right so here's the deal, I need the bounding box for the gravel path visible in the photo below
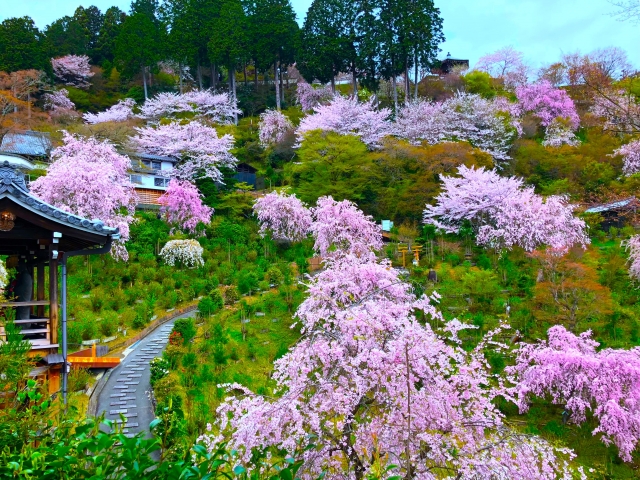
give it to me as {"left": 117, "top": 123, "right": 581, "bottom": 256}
{"left": 96, "top": 310, "right": 196, "bottom": 436}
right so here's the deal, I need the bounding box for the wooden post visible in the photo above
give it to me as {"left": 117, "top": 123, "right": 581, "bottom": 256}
{"left": 49, "top": 256, "right": 58, "bottom": 345}
{"left": 37, "top": 263, "right": 45, "bottom": 318}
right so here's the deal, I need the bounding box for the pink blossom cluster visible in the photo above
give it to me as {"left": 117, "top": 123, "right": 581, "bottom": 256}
{"left": 613, "top": 139, "right": 640, "bottom": 176}
{"left": 158, "top": 180, "right": 213, "bottom": 236}
{"left": 202, "top": 200, "right": 583, "bottom": 477}
{"left": 310, "top": 196, "right": 383, "bottom": 259}
{"left": 477, "top": 189, "right": 589, "bottom": 252}
{"left": 258, "top": 110, "right": 293, "bottom": 146}
{"left": 474, "top": 46, "right": 529, "bottom": 89}
{"left": 509, "top": 325, "right": 640, "bottom": 462}
{"left": 395, "top": 93, "right": 518, "bottom": 161}
{"left": 297, "top": 95, "right": 392, "bottom": 148}
{"left": 592, "top": 90, "right": 640, "bottom": 134}
{"left": 42, "top": 89, "right": 75, "bottom": 113}
{"left": 30, "top": 132, "right": 137, "bottom": 260}
{"left": 137, "top": 90, "right": 240, "bottom": 124}
{"left": 295, "top": 82, "right": 334, "bottom": 112}
{"left": 253, "top": 192, "right": 382, "bottom": 258}
{"left": 51, "top": 55, "right": 94, "bottom": 88}
{"left": 253, "top": 191, "right": 312, "bottom": 242}
{"left": 130, "top": 121, "right": 237, "bottom": 182}
{"left": 159, "top": 239, "right": 204, "bottom": 268}
{"left": 424, "top": 165, "right": 589, "bottom": 252}
{"left": 83, "top": 98, "right": 136, "bottom": 124}
{"left": 515, "top": 80, "right": 580, "bottom": 129}
{"left": 623, "top": 235, "right": 640, "bottom": 281}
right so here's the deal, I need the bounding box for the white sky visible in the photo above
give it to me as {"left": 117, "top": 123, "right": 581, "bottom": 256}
{"left": 1, "top": 0, "right": 637, "bottom": 70}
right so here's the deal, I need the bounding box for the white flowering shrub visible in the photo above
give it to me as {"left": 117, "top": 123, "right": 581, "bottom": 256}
{"left": 160, "top": 239, "right": 204, "bottom": 268}
{"left": 0, "top": 260, "right": 7, "bottom": 297}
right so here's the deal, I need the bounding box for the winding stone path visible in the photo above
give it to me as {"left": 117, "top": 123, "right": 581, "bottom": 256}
{"left": 96, "top": 310, "right": 196, "bottom": 436}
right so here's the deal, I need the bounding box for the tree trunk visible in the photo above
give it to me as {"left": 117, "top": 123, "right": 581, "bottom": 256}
{"left": 414, "top": 52, "right": 419, "bottom": 100}
{"left": 275, "top": 62, "right": 281, "bottom": 111}
{"left": 405, "top": 64, "right": 410, "bottom": 103}
{"left": 232, "top": 67, "right": 238, "bottom": 125}
{"left": 211, "top": 63, "right": 217, "bottom": 91}
{"left": 27, "top": 92, "right": 31, "bottom": 119}
{"left": 331, "top": 75, "right": 336, "bottom": 93}
{"left": 391, "top": 73, "right": 398, "bottom": 112}
{"left": 279, "top": 64, "right": 284, "bottom": 104}
{"left": 197, "top": 63, "right": 203, "bottom": 89}
{"left": 179, "top": 62, "right": 184, "bottom": 94}
{"left": 352, "top": 66, "right": 357, "bottom": 98}
{"left": 243, "top": 63, "right": 247, "bottom": 87}
{"left": 254, "top": 65, "right": 258, "bottom": 90}
{"left": 142, "top": 65, "right": 148, "bottom": 100}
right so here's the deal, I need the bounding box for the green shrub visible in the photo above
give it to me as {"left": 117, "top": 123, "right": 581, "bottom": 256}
{"left": 266, "top": 266, "right": 284, "bottom": 286}
{"left": 173, "top": 318, "right": 196, "bottom": 345}
{"left": 222, "top": 286, "right": 240, "bottom": 305}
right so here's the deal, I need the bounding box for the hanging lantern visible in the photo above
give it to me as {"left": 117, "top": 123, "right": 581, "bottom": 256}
{"left": 0, "top": 211, "right": 16, "bottom": 232}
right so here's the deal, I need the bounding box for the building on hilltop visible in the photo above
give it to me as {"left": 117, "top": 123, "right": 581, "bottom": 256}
{"left": 433, "top": 53, "right": 470, "bottom": 75}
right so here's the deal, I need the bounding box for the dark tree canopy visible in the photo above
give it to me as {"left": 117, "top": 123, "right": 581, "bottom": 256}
{"left": 0, "top": 17, "right": 47, "bottom": 72}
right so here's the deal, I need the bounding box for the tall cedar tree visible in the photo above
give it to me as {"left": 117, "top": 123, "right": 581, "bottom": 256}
{"left": 248, "top": 0, "right": 299, "bottom": 109}
{"left": 208, "top": 0, "right": 248, "bottom": 120}
{"left": 298, "top": 0, "right": 357, "bottom": 90}
{"left": 0, "top": 17, "right": 48, "bottom": 72}
{"left": 115, "top": 1, "right": 165, "bottom": 99}
{"left": 94, "top": 7, "right": 127, "bottom": 65}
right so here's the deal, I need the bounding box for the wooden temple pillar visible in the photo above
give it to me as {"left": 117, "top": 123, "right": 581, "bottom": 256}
{"left": 36, "top": 263, "right": 45, "bottom": 318}
{"left": 49, "top": 254, "right": 58, "bottom": 345}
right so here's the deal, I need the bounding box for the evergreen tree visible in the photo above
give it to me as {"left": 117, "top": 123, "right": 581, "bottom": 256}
{"left": 298, "top": 0, "right": 357, "bottom": 90}
{"left": 45, "top": 15, "right": 89, "bottom": 57}
{"left": 0, "top": 17, "right": 47, "bottom": 72}
{"left": 73, "top": 5, "right": 105, "bottom": 62}
{"left": 94, "top": 7, "right": 127, "bottom": 65}
{"left": 250, "top": 0, "right": 299, "bottom": 109}
{"left": 208, "top": 0, "right": 248, "bottom": 121}
{"left": 115, "top": 12, "right": 163, "bottom": 99}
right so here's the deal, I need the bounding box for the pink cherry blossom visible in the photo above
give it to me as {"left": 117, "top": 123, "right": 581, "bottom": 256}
{"left": 297, "top": 95, "right": 392, "bottom": 148}
{"left": 425, "top": 165, "right": 588, "bottom": 252}
{"left": 130, "top": 121, "right": 237, "bottom": 182}
{"left": 30, "top": 132, "right": 137, "bottom": 260}
{"left": 476, "top": 189, "right": 589, "bottom": 252}
{"left": 509, "top": 325, "right": 640, "bottom": 462}
{"left": 515, "top": 80, "right": 580, "bottom": 129}
{"left": 395, "top": 93, "right": 518, "bottom": 161}
{"left": 623, "top": 234, "right": 640, "bottom": 281}
{"left": 613, "top": 139, "right": 640, "bottom": 176}
{"left": 296, "top": 82, "right": 334, "bottom": 112}
{"left": 83, "top": 98, "right": 136, "bottom": 124}
{"left": 158, "top": 179, "right": 213, "bottom": 236}
{"left": 592, "top": 90, "right": 640, "bottom": 134}
{"left": 201, "top": 228, "right": 583, "bottom": 478}
{"left": 475, "top": 46, "right": 529, "bottom": 89}
{"left": 51, "top": 55, "right": 94, "bottom": 88}
{"left": 258, "top": 110, "right": 294, "bottom": 146}
{"left": 424, "top": 165, "right": 524, "bottom": 233}
{"left": 311, "top": 196, "right": 383, "bottom": 259}
{"left": 137, "top": 90, "right": 240, "bottom": 124}
{"left": 42, "top": 89, "right": 76, "bottom": 116}
{"left": 253, "top": 191, "right": 312, "bottom": 242}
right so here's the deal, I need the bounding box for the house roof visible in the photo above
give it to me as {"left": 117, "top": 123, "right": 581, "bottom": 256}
{"left": 0, "top": 131, "right": 51, "bottom": 157}
{"left": 0, "top": 153, "right": 35, "bottom": 170}
{"left": 0, "top": 161, "right": 119, "bottom": 258}
{"left": 127, "top": 152, "right": 178, "bottom": 163}
{"left": 584, "top": 197, "right": 637, "bottom": 214}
